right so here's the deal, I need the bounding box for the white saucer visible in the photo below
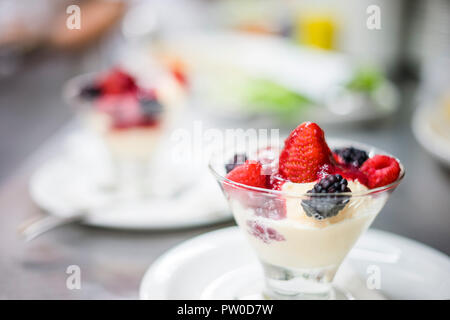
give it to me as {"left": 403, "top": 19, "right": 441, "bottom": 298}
{"left": 29, "top": 131, "right": 231, "bottom": 230}
{"left": 412, "top": 103, "right": 450, "bottom": 168}
{"left": 139, "top": 227, "right": 450, "bottom": 299}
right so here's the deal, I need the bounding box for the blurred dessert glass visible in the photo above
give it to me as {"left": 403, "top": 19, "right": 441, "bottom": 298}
{"left": 64, "top": 67, "right": 184, "bottom": 196}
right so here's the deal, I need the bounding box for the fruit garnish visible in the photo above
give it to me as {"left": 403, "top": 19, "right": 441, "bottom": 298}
{"left": 334, "top": 147, "right": 369, "bottom": 167}
{"left": 99, "top": 68, "right": 137, "bottom": 95}
{"left": 278, "top": 122, "right": 334, "bottom": 183}
{"left": 138, "top": 90, "right": 163, "bottom": 117}
{"left": 225, "top": 160, "right": 267, "bottom": 188}
{"left": 360, "top": 155, "right": 401, "bottom": 188}
{"left": 336, "top": 166, "right": 369, "bottom": 187}
{"left": 80, "top": 85, "right": 102, "bottom": 100}
{"left": 301, "top": 174, "right": 351, "bottom": 220}
{"left": 246, "top": 220, "right": 285, "bottom": 244}
{"left": 225, "top": 153, "right": 248, "bottom": 173}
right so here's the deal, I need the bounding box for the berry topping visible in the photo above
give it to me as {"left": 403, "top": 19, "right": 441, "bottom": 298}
{"left": 246, "top": 221, "right": 285, "bottom": 244}
{"left": 138, "top": 91, "right": 163, "bottom": 117}
{"left": 82, "top": 69, "right": 165, "bottom": 130}
{"left": 360, "top": 155, "right": 401, "bottom": 188}
{"left": 279, "top": 122, "right": 334, "bottom": 183}
{"left": 225, "top": 153, "right": 248, "bottom": 173}
{"left": 225, "top": 160, "right": 267, "bottom": 188}
{"left": 80, "top": 85, "right": 102, "bottom": 99}
{"left": 99, "top": 68, "right": 137, "bottom": 95}
{"left": 334, "top": 147, "right": 369, "bottom": 167}
{"left": 301, "top": 174, "right": 351, "bottom": 220}
{"left": 336, "top": 166, "right": 369, "bottom": 187}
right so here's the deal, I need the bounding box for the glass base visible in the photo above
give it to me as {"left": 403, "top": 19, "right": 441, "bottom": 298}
{"left": 263, "top": 286, "right": 354, "bottom": 300}
{"left": 201, "top": 263, "right": 354, "bottom": 300}
{"left": 262, "top": 261, "right": 347, "bottom": 300}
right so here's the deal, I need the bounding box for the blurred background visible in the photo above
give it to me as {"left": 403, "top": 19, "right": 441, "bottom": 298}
{"left": 0, "top": 0, "right": 449, "bottom": 258}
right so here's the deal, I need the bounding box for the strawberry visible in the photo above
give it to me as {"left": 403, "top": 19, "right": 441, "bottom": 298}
{"left": 99, "top": 68, "right": 137, "bottom": 95}
{"left": 278, "top": 122, "right": 334, "bottom": 183}
{"left": 360, "top": 155, "right": 401, "bottom": 188}
{"left": 224, "top": 160, "right": 272, "bottom": 209}
{"left": 225, "top": 160, "right": 267, "bottom": 188}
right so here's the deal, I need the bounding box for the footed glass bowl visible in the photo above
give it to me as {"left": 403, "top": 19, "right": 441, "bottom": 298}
{"left": 209, "top": 139, "right": 404, "bottom": 300}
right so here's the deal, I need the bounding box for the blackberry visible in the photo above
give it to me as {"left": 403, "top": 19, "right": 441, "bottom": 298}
{"left": 334, "top": 147, "right": 368, "bottom": 167}
{"left": 301, "top": 174, "right": 351, "bottom": 220}
{"left": 80, "top": 85, "right": 102, "bottom": 99}
{"left": 139, "top": 97, "right": 163, "bottom": 117}
{"left": 225, "top": 153, "right": 248, "bottom": 173}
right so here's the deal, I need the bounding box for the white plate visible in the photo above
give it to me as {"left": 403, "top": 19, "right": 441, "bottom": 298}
{"left": 140, "top": 227, "right": 450, "bottom": 299}
{"left": 29, "top": 131, "right": 231, "bottom": 230}
{"left": 412, "top": 104, "right": 450, "bottom": 168}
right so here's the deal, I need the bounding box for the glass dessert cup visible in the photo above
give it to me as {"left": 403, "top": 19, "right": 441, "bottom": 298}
{"left": 209, "top": 140, "right": 404, "bottom": 300}
{"left": 64, "top": 71, "right": 183, "bottom": 198}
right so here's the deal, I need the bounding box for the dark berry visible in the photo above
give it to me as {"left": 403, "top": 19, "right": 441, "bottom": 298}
{"left": 225, "top": 153, "right": 248, "bottom": 173}
{"left": 80, "top": 85, "right": 102, "bottom": 99}
{"left": 301, "top": 174, "right": 351, "bottom": 220}
{"left": 334, "top": 147, "right": 368, "bottom": 167}
{"left": 139, "top": 96, "right": 163, "bottom": 117}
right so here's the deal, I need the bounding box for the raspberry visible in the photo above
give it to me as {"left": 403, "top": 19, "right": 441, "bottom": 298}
{"left": 301, "top": 174, "right": 351, "bottom": 220}
{"left": 278, "top": 122, "right": 334, "bottom": 183}
{"left": 360, "top": 155, "right": 401, "bottom": 188}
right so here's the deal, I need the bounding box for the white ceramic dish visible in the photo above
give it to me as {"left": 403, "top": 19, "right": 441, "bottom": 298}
{"left": 29, "top": 131, "right": 231, "bottom": 230}
{"left": 140, "top": 227, "right": 450, "bottom": 299}
{"left": 412, "top": 104, "right": 450, "bottom": 168}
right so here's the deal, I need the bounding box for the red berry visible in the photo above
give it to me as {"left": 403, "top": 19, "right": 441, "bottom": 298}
{"left": 337, "top": 166, "right": 369, "bottom": 187}
{"left": 99, "top": 68, "right": 137, "bottom": 95}
{"left": 278, "top": 122, "right": 334, "bottom": 183}
{"left": 224, "top": 160, "right": 270, "bottom": 208}
{"left": 360, "top": 155, "right": 401, "bottom": 188}
{"left": 225, "top": 160, "right": 267, "bottom": 188}
{"left": 246, "top": 221, "right": 285, "bottom": 243}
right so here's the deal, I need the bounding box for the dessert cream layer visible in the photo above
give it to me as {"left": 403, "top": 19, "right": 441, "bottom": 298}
{"left": 83, "top": 110, "right": 163, "bottom": 160}
{"left": 231, "top": 180, "right": 387, "bottom": 271}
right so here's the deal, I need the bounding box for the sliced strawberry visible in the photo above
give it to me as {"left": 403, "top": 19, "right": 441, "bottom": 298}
{"left": 360, "top": 155, "right": 401, "bottom": 188}
{"left": 225, "top": 160, "right": 267, "bottom": 188}
{"left": 278, "top": 122, "right": 334, "bottom": 183}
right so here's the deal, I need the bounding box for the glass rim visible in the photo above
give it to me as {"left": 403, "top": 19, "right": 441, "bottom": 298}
{"left": 208, "top": 140, "right": 405, "bottom": 198}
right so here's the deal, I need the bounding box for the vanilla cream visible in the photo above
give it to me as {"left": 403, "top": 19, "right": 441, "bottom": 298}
{"left": 230, "top": 180, "right": 387, "bottom": 272}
